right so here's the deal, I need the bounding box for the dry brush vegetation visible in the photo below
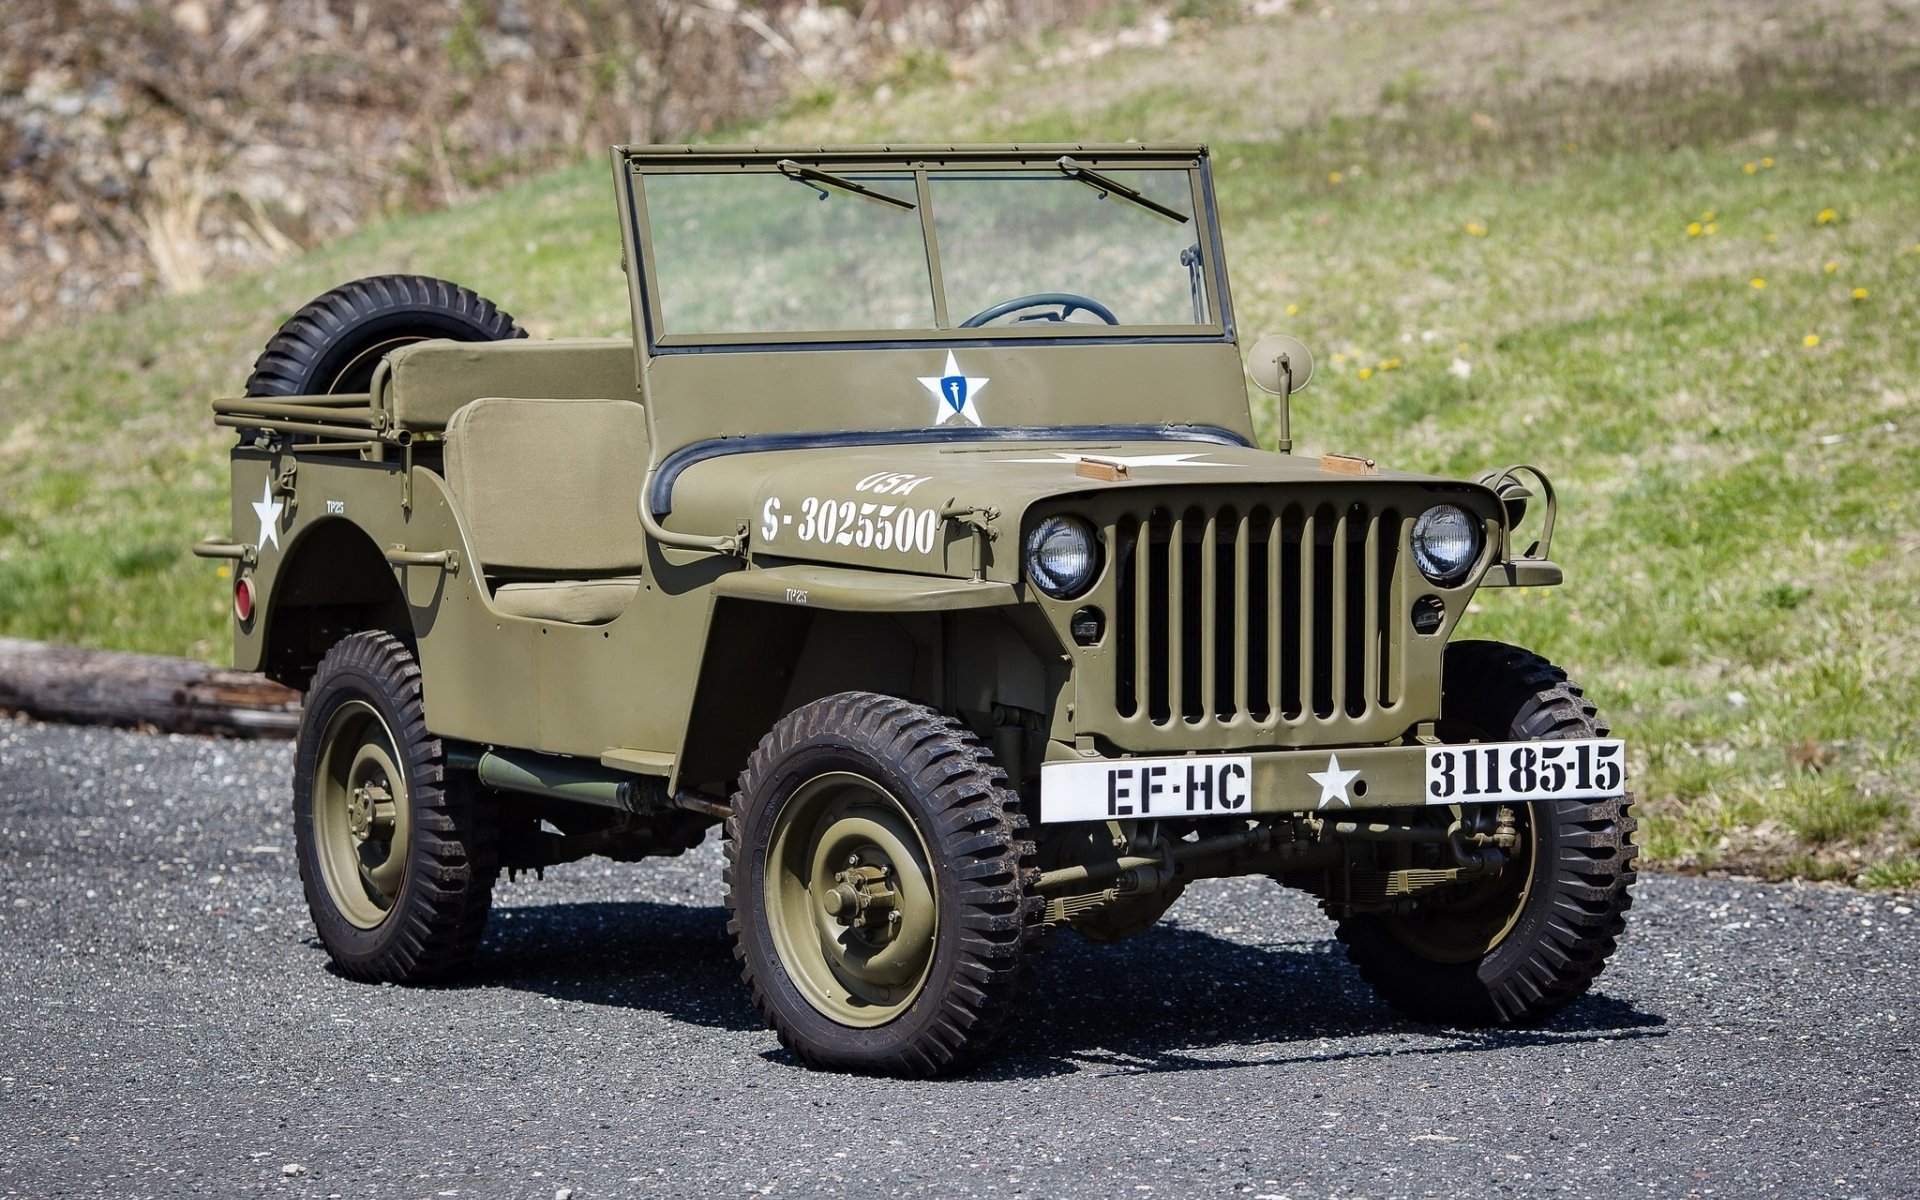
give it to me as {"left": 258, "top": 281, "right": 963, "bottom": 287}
{"left": 0, "top": 0, "right": 1109, "bottom": 339}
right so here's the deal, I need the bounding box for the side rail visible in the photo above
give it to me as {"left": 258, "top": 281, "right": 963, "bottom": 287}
{"left": 210, "top": 362, "right": 418, "bottom": 460}
{"left": 212, "top": 365, "right": 440, "bottom": 509}
{"left": 211, "top": 391, "right": 383, "bottom": 448}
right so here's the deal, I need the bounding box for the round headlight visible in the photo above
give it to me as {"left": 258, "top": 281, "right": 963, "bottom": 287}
{"left": 1411, "top": 504, "right": 1482, "bottom": 585}
{"left": 1026, "top": 515, "right": 1099, "bottom": 599}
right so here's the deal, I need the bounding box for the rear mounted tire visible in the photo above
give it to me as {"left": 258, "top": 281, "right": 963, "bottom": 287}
{"left": 245, "top": 274, "right": 523, "bottom": 398}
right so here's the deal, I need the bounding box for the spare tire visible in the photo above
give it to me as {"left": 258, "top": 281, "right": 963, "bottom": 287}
{"left": 245, "top": 274, "right": 524, "bottom": 397}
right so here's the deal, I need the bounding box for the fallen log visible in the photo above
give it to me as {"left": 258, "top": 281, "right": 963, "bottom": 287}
{"left": 0, "top": 637, "right": 300, "bottom": 738}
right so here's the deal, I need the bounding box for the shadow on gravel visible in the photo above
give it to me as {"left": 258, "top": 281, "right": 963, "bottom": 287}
{"left": 430, "top": 898, "right": 1664, "bottom": 1079}
{"left": 968, "top": 924, "right": 1668, "bottom": 1080}
{"left": 453, "top": 900, "right": 760, "bottom": 1032}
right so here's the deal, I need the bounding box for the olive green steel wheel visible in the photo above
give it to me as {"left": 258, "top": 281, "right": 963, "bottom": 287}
{"left": 725, "top": 692, "right": 1042, "bottom": 1077}
{"left": 1336, "top": 641, "right": 1637, "bottom": 1025}
{"left": 293, "top": 631, "right": 497, "bottom": 983}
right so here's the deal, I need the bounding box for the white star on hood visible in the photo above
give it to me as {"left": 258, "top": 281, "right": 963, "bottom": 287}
{"left": 252, "top": 478, "right": 285, "bottom": 552}
{"left": 1309, "top": 753, "right": 1362, "bottom": 810}
{"left": 918, "top": 351, "right": 988, "bottom": 427}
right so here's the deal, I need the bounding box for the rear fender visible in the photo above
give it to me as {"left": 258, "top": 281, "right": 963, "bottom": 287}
{"left": 252, "top": 517, "right": 407, "bottom": 690}
{"left": 232, "top": 450, "right": 475, "bottom": 691}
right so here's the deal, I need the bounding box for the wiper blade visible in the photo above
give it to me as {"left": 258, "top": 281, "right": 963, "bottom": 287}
{"left": 776, "top": 160, "right": 916, "bottom": 211}
{"left": 1056, "top": 156, "right": 1189, "bottom": 224}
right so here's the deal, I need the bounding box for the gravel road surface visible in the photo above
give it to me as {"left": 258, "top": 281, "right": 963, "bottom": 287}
{"left": 1, "top": 717, "right": 1914, "bottom": 1199}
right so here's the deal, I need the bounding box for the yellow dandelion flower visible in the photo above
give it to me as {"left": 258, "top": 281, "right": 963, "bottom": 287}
{"left": 1379, "top": 358, "right": 1402, "bottom": 371}
{"left": 1701, "top": 209, "right": 1717, "bottom": 221}
{"left": 1455, "top": 341, "right": 1470, "bottom": 352}
{"left": 1328, "top": 171, "right": 1343, "bottom": 185}
{"left": 1803, "top": 333, "right": 1820, "bottom": 347}
{"left": 1750, "top": 277, "right": 1767, "bottom": 289}
{"left": 1465, "top": 222, "right": 1488, "bottom": 237}
{"left": 1824, "top": 261, "right": 1838, "bottom": 273}
{"left": 1704, "top": 223, "right": 1718, "bottom": 235}
{"left": 1686, "top": 222, "right": 1702, "bottom": 237}
{"left": 1761, "top": 156, "right": 1775, "bottom": 168}
{"left": 1357, "top": 367, "right": 1373, "bottom": 380}
{"left": 216, "top": 565, "right": 231, "bottom": 579}
{"left": 1852, "top": 287, "right": 1868, "bottom": 300}
{"left": 1743, "top": 162, "right": 1758, "bottom": 174}
{"left": 1816, "top": 208, "right": 1837, "bottom": 225}
{"left": 1762, "top": 232, "right": 1777, "bottom": 244}
{"left": 1285, "top": 303, "right": 1300, "bottom": 316}
{"left": 1331, "top": 352, "right": 1348, "bottom": 365}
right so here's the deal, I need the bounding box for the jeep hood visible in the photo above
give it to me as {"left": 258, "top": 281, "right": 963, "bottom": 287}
{"left": 660, "top": 434, "right": 1493, "bottom": 581}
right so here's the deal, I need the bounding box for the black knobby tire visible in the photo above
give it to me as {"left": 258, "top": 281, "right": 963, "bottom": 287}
{"left": 245, "top": 274, "right": 524, "bottom": 398}
{"left": 292, "top": 631, "right": 497, "bottom": 982}
{"left": 1336, "top": 640, "right": 1637, "bottom": 1025}
{"left": 724, "top": 692, "right": 1042, "bottom": 1077}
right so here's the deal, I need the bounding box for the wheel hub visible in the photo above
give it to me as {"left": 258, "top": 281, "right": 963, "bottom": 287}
{"left": 822, "top": 861, "right": 899, "bottom": 931}
{"left": 345, "top": 780, "right": 394, "bottom": 841}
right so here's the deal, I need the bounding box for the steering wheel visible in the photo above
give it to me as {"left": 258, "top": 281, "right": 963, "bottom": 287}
{"left": 959, "top": 292, "right": 1120, "bottom": 328}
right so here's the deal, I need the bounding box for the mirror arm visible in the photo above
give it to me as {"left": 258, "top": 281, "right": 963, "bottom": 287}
{"left": 1277, "top": 355, "right": 1294, "bottom": 454}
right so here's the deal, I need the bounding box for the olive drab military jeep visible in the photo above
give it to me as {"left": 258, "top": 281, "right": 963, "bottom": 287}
{"left": 196, "top": 144, "right": 1636, "bottom": 1077}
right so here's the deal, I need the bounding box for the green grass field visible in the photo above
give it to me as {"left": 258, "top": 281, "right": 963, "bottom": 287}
{"left": 2, "top": 0, "right": 1915, "bottom": 887}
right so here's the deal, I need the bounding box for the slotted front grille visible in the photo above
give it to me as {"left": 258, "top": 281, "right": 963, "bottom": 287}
{"left": 1108, "top": 502, "right": 1406, "bottom": 731}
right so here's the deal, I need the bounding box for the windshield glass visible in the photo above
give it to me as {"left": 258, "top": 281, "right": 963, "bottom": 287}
{"left": 637, "top": 162, "right": 1214, "bottom": 340}
{"left": 930, "top": 170, "right": 1203, "bottom": 328}
{"left": 646, "top": 171, "right": 933, "bottom": 335}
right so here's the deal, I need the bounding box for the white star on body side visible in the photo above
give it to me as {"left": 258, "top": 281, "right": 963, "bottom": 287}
{"left": 918, "top": 351, "right": 988, "bottom": 427}
{"left": 995, "top": 451, "right": 1228, "bottom": 468}
{"left": 1308, "top": 753, "right": 1361, "bottom": 809}
{"left": 252, "top": 478, "right": 285, "bottom": 552}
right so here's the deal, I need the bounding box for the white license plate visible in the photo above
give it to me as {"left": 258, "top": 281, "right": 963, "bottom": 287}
{"left": 1425, "top": 739, "right": 1626, "bottom": 803}
{"left": 1040, "top": 755, "right": 1253, "bottom": 824}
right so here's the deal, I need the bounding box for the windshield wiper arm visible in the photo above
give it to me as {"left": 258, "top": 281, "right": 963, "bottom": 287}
{"left": 776, "top": 160, "right": 916, "bottom": 211}
{"left": 1056, "top": 156, "right": 1189, "bottom": 224}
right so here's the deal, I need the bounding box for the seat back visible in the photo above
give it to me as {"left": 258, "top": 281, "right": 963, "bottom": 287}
{"left": 443, "top": 397, "right": 648, "bottom": 577}
{"left": 383, "top": 338, "right": 637, "bottom": 432}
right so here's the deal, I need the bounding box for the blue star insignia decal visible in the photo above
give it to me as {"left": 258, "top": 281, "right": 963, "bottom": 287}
{"left": 918, "top": 352, "right": 987, "bottom": 427}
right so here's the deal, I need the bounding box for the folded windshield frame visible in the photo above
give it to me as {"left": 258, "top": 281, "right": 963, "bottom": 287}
{"left": 614, "top": 144, "right": 1235, "bottom": 355}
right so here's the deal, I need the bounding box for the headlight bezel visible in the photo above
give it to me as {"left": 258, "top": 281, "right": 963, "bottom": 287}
{"left": 1411, "top": 503, "right": 1484, "bottom": 586}
{"left": 1025, "top": 514, "right": 1101, "bottom": 600}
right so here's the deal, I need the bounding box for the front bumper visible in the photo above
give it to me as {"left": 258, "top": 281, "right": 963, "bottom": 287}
{"left": 1038, "top": 738, "right": 1627, "bottom": 823}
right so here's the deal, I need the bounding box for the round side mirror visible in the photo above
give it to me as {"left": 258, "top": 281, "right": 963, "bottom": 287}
{"left": 1245, "top": 333, "right": 1315, "bottom": 395}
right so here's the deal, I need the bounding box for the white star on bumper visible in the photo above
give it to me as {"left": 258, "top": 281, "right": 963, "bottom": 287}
{"left": 1308, "top": 753, "right": 1361, "bottom": 809}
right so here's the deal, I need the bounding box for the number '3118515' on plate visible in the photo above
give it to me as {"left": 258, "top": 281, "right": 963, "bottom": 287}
{"left": 1425, "top": 739, "right": 1625, "bottom": 802}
